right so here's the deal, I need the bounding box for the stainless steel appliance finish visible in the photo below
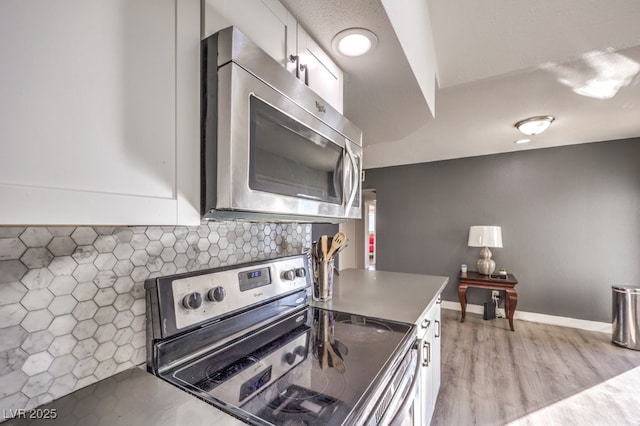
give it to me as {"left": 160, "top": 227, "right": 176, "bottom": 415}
{"left": 201, "top": 27, "right": 363, "bottom": 223}
{"left": 169, "top": 255, "right": 308, "bottom": 331}
{"left": 612, "top": 284, "right": 640, "bottom": 350}
{"left": 365, "top": 346, "right": 420, "bottom": 426}
{"left": 146, "top": 255, "right": 416, "bottom": 425}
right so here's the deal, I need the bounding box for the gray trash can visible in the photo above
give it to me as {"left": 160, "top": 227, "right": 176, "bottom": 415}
{"left": 612, "top": 284, "right": 640, "bottom": 350}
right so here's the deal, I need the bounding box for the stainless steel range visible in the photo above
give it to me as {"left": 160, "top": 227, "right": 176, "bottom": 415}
{"left": 146, "top": 254, "right": 417, "bottom": 425}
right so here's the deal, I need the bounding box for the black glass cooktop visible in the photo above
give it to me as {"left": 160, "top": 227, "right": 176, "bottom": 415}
{"left": 168, "top": 306, "right": 413, "bottom": 425}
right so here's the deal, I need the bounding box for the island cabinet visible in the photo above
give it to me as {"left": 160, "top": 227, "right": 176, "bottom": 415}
{"left": 203, "top": 0, "right": 344, "bottom": 113}
{"left": 417, "top": 296, "right": 442, "bottom": 424}
{"left": 0, "top": 0, "right": 201, "bottom": 225}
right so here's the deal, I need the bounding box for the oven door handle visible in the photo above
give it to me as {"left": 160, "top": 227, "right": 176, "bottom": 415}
{"left": 380, "top": 348, "right": 421, "bottom": 426}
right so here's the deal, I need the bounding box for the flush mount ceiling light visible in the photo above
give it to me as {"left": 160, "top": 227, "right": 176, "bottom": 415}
{"left": 514, "top": 116, "right": 555, "bottom": 136}
{"left": 332, "top": 28, "right": 378, "bottom": 57}
{"left": 514, "top": 138, "right": 531, "bottom": 144}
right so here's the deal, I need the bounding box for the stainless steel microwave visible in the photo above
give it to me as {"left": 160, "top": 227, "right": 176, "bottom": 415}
{"left": 201, "top": 27, "right": 362, "bottom": 223}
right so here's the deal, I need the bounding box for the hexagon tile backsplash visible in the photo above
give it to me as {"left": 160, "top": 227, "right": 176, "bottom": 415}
{"left": 0, "top": 222, "right": 311, "bottom": 412}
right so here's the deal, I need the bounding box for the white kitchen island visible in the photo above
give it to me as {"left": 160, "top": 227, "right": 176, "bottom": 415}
{"left": 311, "top": 268, "right": 450, "bottom": 425}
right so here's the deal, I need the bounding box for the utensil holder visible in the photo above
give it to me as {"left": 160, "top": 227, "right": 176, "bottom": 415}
{"left": 313, "top": 258, "right": 334, "bottom": 302}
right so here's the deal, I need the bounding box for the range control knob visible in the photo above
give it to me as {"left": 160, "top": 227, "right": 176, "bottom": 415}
{"left": 284, "top": 346, "right": 307, "bottom": 365}
{"left": 295, "top": 268, "right": 307, "bottom": 278}
{"left": 284, "top": 352, "right": 297, "bottom": 365}
{"left": 207, "top": 286, "right": 226, "bottom": 302}
{"left": 182, "top": 292, "right": 203, "bottom": 310}
{"left": 294, "top": 345, "right": 307, "bottom": 358}
{"left": 282, "top": 270, "right": 296, "bottom": 281}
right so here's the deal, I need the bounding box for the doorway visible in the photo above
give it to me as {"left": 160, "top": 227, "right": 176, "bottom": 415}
{"left": 363, "top": 189, "right": 376, "bottom": 270}
{"left": 332, "top": 189, "right": 376, "bottom": 271}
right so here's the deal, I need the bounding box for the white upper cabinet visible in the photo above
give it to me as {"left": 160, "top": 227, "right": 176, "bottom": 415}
{"left": 203, "top": 0, "right": 291, "bottom": 67}
{"left": 295, "top": 25, "right": 344, "bottom": 113}
{"left": 203, "top": 0, "right": 344, "bottom": 112}
{"left": 0, "top": 0, "right": 343, "bottom": 225}
{"left": 0, "top": 0, "right": 201, "bottom": 225}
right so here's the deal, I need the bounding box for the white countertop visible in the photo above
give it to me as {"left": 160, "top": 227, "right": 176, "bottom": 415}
{"left": 311, "top": 269, "right": 449, "bottom": 325}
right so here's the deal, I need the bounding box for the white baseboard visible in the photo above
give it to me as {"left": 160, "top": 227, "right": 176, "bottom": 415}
{"left": 441, "top": 301, "right": 612, "bottom": 334}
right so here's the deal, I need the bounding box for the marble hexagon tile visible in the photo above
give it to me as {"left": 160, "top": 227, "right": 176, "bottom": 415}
{"left": 0, "top": 222, "right": 311, "bottom": 412}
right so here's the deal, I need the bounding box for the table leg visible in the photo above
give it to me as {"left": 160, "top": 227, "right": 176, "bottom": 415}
{"left": 506, "top": 288, "right": 518, "bottom": 331}
{"left": 458, "top": 284, "right": 468, "bottom": 323}
{"left": 504, "top": 291, "right": 510, "bottom": 316}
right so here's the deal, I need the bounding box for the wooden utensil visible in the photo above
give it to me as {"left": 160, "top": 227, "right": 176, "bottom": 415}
{"left": 326, "top": 232, "right": 346, "bottom": 260}
{"left": 320, "top": 235, "right": 328, "bottom": 261}
{"left": 321, "top": 312, "right": 329, "bottom": 369}
{"left": 327, "top": 341, "right": 346, "bottom": 373}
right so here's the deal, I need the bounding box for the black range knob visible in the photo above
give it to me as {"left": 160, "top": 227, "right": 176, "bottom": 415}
{"left": 182, "top": 292, "right": 203, "bottom": 310}
{"left": 295, "top": 268, "right": 306, "bottom": 278}
{"left": 294, "top": 345, "right": 307, "bottom": 358}
{"left": 284, "top": 346, "right": 307, "bottom": 365}
{"left": 284, "top": 352, "right": 297, "bottom": 365}
{"left": 208, "top": 286, "right": 226, "bottom": 302}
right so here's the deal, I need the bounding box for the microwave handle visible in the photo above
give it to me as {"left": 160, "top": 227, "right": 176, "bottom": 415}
{"left": 333, "top": 154, "right": 344, "bottom": 202}
{"left": 344, "top": 142, "right": 359, "bottom": 212}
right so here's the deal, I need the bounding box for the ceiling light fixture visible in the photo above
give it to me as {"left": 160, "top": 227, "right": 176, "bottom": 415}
{"left": 514, "top": 116, "right": 555, "bottom": 136}
{"left": 332, "top": 28, "right": 378, "bottom": 57}
{"left": 514, "top": 138, "right": 531, "bottom": 144}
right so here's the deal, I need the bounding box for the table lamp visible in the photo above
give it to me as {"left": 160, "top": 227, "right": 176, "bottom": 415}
{"left": 468, "top": 226, "right": 503, "bottom": 275}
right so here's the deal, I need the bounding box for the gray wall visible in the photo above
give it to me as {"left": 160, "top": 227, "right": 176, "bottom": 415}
{"left": 364, "top": 138, "right": 640, "bottom": 323}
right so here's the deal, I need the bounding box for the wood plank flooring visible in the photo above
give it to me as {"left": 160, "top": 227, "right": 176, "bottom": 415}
{"left": 431, "top": 309, "right": 640, "bottom": 426}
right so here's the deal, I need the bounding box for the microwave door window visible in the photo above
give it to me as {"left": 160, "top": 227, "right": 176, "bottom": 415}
{"left": 249, "top": 96, "right": 343, "bottom": 204}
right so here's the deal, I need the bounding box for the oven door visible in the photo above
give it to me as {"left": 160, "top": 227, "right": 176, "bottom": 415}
{"left": 385, "top": 347, "right": 421, "bottom": 426}
{"left": 207, "top": 62, "right": 362, "bottom": 221}
{"left": 366, "top": 346, "right": 420, "bottom": 426}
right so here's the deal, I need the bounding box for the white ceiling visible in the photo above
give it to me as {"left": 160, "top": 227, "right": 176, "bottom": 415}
{"left": 279, "top": 0, "right": 640, "bottom": 169}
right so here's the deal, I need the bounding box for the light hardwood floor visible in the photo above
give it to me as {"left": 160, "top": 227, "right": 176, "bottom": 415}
{"left": 432, "top": 309, "right": 640, "bottom": 426}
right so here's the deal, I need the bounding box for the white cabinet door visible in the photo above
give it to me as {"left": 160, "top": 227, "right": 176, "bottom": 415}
{"left": 261, "top": 0, "right": 297, "bottom": 67}
{"left": 417, "top": 295, "right": 441, "bottom": 425}
{"left": 203, "top": 0, "right": 291, "bottom": 67}
{"left": 296, "top": 26, "right": 344, "bottom": 113}
{"left": 431, "top": 300, "right": 442, "bottom": 412}
{"left": 419, "top": 319, "right": 435, "bottom": 425}
{"left": 0, "top": 0, "right": 200, "bottom": 225}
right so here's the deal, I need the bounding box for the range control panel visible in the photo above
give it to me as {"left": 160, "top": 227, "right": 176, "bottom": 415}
{"left": 171, "top": 255, "right": 310, "bottom": 330}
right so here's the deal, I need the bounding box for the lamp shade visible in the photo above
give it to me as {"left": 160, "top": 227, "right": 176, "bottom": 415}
{"left": 468, "top": 226, "right": 503, "bottom": 248}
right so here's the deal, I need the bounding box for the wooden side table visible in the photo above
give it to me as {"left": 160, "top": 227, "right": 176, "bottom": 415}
{"left": 458, "top": 271, "right": 519, "bottom": 331}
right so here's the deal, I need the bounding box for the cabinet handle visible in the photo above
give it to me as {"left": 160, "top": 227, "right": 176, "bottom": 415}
{"left": 300, "top": 63, "right": 309, "bottom": 85}
{"left": 289, "top": 55, "right": 300, "bottom": 79}
{"left": 435, "top": 320, "right": 440, "bottom": 338}
{"left": 421, "top": 319, "right": 431, "bottom": 330}
{"left": 422, "top": 341, "right": 430, "bottom": 367}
